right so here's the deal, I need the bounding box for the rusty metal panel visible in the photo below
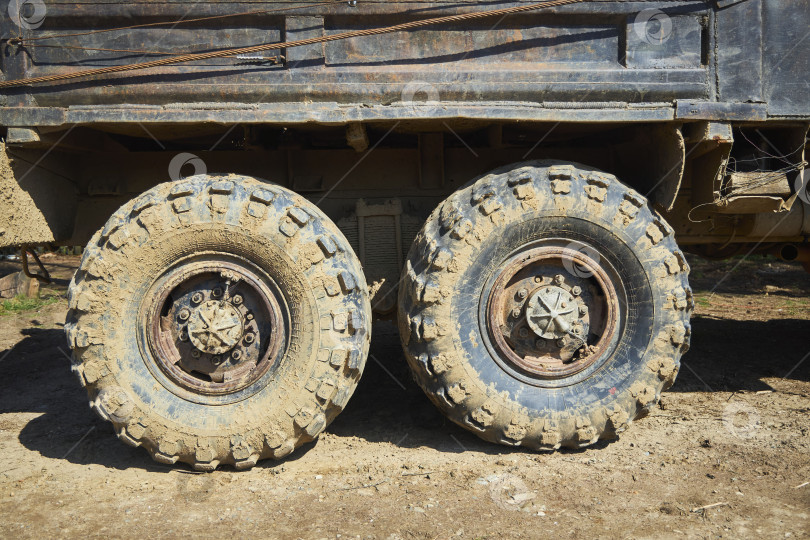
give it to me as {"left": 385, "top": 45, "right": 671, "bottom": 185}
{"left": 0, "top": 1, "right": 806, "bottom": 124}
{"left": 715, "top": 0, "right": 763, "bottom": 103}
{"left": 0, "top": 2, "right": 710, "bottom": 116}
{"left": 25, "top": 25, "right": 283, "bottom": 69}
{"left": 285, "top": 16, "right": 325, "bottom": 66}
{"left": 0, "top": 101, "right": 678, "bottom": 127}
{"left": 675, "top": 100, "right": 767, "bottom": 121}
{"left": 762, "top": 0, "right": 810, "bottom": 116}
{"left": 324, "top": 20, "right": 619, "bottom": 66}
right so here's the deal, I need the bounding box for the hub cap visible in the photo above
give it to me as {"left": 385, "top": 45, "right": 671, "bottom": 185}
{"left": 142, "top": 258, "right": 287, "bottom": 395}
{"left": 484, "top": 244, "right": 620, "bottom": 380}
{"left": 187, "top": 300, "right": 245, "bottom": 355}
{"left": 525, "top": 285, "right": 585, "bottom": 340}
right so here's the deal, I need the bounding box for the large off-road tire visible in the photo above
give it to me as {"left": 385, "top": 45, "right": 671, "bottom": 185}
{"left": 399, "top": 161, "right": 693, "bottom": 449}
{"left": 65, "top": 174, "right": 371, "bottom": 470}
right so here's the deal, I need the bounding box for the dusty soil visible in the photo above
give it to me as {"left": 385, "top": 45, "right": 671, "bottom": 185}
{"left": 0, "top": 254, "right": 808, "bottom": 539}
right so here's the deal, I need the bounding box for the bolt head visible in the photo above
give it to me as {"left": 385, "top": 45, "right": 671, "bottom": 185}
{"left": 191, "top": 292, "right": 203, "bottom": 304}
{"left": 244, "top": 333, "right": 255, "bottom": 344}
{"left": 212, "top": 356, "right": 222, "bottom": 365}
{"left": 534, "top": 276, "right": 543, "bottom": 283}
{"left": 212, "top": 287, "right": 223, "bottom": 298}
{"left": 246, "top": 313, "right": 254, "bottom": 321}
{"left": 517, "top": 288, "right": 528, "bottom": 299}
{"left": 535, "top": 338, "right": 546, "bottom": 348}
{"left": 232, "top": 350, "right": 242, "bottom": 361}
{"left": 191, "top": 350, "right": 201, "bottom": 358}
{"left": 511, "top": 308, "right": 522, "bottom": 318}
{"left": 518, "top": 327, "right": 529, "bottom": 338}
{"left": 553, "top": 274, "right": 564, "bottom": 285}
{"left": 571, "top": 286, "right": 582, "bottom": 296}
{"left": 179, "top": 331, "right": 189, "bottom": 342}
{"left": 579, "top": 305, "right": 588, "bottom": 316}
{"left": 178, "top": 308, "right": 190, "bottom": 321}
{"left": 233, "top": 295, "right": 243, "bottom": 305}
{"left": 556, "top": 338, "right": 567, "bottom": 348}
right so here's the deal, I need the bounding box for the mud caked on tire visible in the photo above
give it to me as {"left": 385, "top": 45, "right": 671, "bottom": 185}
{"left": 66, "top": 175, "right": 371, "bottom": 470}
{"left": 399, "top": 161, "right": 693, "bottom": 449}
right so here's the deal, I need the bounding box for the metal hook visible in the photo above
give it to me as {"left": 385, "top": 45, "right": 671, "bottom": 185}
{"left": 20, "top": 246, "right": 51, "bottom": 284}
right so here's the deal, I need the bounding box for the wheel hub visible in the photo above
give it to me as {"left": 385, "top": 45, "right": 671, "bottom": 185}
{"left": 525, "top": 285, "right": 585, "bottom": 340}
{"left": 187, "top": 300, "right": 245, "bottom": 355}
{"left": 142, "top": 258, "right": 287, "bottom": 395}
{"left": 484, "top": 244, "right": 619, "bottom": 380}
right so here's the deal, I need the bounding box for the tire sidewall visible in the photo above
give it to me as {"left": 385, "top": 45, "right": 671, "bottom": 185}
{"left": 455, "top": 213, "right": 656, "bottom": 414}
{"left": 112, "top": 225, "right": 319, "bottom": 431}
{"left": 399, "top": 160, "right": 692, "bottom": 447}
{"left": 68, "top": 174, "right": 371, "bottom": 466}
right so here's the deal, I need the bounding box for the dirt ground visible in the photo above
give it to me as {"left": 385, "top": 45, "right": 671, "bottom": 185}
{"left": 0, "top": 253, "right": 808, "bottom": 539}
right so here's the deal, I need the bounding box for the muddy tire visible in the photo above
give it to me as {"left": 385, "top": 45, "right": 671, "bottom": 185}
{"left": 65, "top": 174, "right": 371, "bottom": 470}
{"left": 398, "top": 161, "right": 693, "bottom": 449}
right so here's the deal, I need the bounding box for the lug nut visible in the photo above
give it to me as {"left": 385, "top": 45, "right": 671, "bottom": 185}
{"left": 571, "top": 286, "right": 582, "bottom": 296}
{"left": 534, "top": 276, "right": 542, "bottom": 283}
{"left": 179, "top": 331, "right": 189, "bottom": 342}
{"left": 554, "top": 274, "right": 564, "bottom": 285}
{"left": 579, "top": 305, "right": 588, "bottom": 316}
{"left": 212, "top": 355, "right": 222, "bottom": 365}
{"left": 556, "top": 338, "right": 567, "bottom": 348}
{"left": 517, "top": 288, "right": 528, "bottom": 300}
{"left": 212, "top": 287, "right": 223, "bottom": 298}
{"left": 535, "top": 338, "right": 546, "bottom": 348}
{"left": 518, "top": 327, "right": 529, "bottom": 338}
{"left": 191, "top": 350, "right": 201, "bottom": 358}
{"left": 511, "top": 308, "right": 522, "bottom": 318}
{"left": 244, "top": 333, "right": 255, "bottom": 344}
{"left": 178, "top": 308, "right": 190, "bottom": 321}
{"left": 232, "top": 350, "right": 242, "bottom": 361}
{"left": 246, "top": 313, "right": 254, "bottom": 321}
{"left": 191, "top": 292, "right": 203, "bottom": 304}
{"left": 233, "top": 295, "right": 243, "bottom": 305}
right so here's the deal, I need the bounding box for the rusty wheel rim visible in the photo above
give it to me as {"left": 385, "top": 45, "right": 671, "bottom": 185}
{"left": 483, "top": 243, "right": 620, "bottom": 381}
{"left": 142, "top": 257, "right": 287, "bottom": 396}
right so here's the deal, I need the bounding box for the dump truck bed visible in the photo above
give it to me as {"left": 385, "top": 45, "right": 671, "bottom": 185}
{"left": 1, "top": 0, "right": 808, "bottom": 127}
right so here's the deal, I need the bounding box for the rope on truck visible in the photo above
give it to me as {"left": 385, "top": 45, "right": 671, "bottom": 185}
{"left": 0, "top": 0, "right": 590, "bottom": 89}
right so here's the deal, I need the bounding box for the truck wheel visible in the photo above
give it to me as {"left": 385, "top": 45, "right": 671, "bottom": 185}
{"left": 65, "top": 174, "right": 370, "bottom": 470}
{"left": 399, "top": 161, "right": 692, "bottom": 449}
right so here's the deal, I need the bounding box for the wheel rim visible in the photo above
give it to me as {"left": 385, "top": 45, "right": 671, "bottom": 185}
{"left": 143, "top": 257, "right": 287, "bottom": 396}
{"left": 483, "top": 243, "right": 620, "bottom": 380}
